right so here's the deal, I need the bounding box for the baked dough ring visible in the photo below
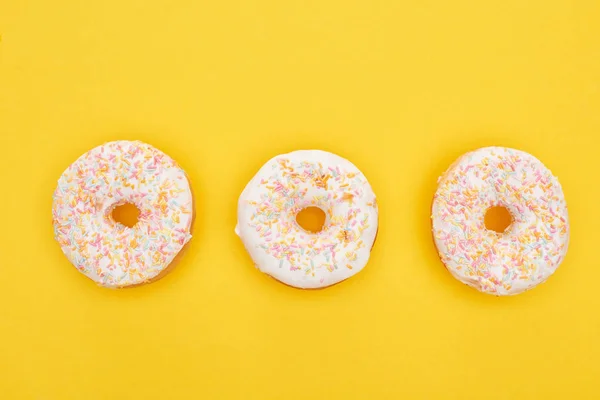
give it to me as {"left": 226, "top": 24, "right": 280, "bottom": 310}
{"left": 52, "top": 141, "right": 194, "bottom": 288}
{"left": 236, "top": 150, "right": 378, "bottom": 289}
{"left": 432, "top": 147, "right": 569, "bottom": 295}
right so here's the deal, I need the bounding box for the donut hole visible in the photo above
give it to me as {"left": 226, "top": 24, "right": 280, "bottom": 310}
{"left": 112, "top": 203, "right": 140, "bottom": 228}
{"left": 484, "top": 206, "right": 512, "bottom": 233}
{"left": 296, "top": 207, "right": 326, "bottom": 233}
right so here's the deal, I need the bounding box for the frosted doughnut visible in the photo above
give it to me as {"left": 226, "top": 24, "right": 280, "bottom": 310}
{"left": 52, "top": 140, "right": 194, "bottom": 288}
{"left": 432, "top": 147, "right": 569, "bottom": 295}
{"left": 236, "top": 150, "right": 378, "bottom": 289}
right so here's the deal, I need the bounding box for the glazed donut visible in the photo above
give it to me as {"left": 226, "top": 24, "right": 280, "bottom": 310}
{"left": 236, "top": 150, "right": 378, "bottom": 289}
{"left": 432, "top": 147, "right": 569, "bottom": 295}
{"left": 52, "top": 141, "right": 194, "bottom": 288}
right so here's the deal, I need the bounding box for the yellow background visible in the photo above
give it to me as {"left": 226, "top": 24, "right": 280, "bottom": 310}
{"left": 1, "top": 0, "right": 599, "bottom": 398}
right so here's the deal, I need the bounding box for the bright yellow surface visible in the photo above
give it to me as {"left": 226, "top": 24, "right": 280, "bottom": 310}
{"left": 1, "top": 1, "right": 599, "bottom": 399}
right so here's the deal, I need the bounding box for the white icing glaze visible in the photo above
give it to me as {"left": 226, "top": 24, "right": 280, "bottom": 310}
{"left": 52, "top": 141, "right": 194, "bottom": 288}
{"left": 432, "top": 147, "right": 569, "bottom": 295}
{"left": 236, "top": 150, "right": 378, "bottom": 289}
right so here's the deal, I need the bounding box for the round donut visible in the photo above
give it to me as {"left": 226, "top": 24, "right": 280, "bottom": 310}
{"left": 52, "top": 140, "right": 194, "bottom": 288}
{"left": 432, "top": 147, "right": 569, "bottom": 295}
{"left": 236, "top": 150, "right": 378, "bottom": 289}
